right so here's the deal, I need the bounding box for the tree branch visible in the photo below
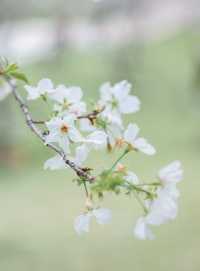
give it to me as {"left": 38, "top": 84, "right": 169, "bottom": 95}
{"left": 6, "top": 77, "right": 95, "bottom": 183}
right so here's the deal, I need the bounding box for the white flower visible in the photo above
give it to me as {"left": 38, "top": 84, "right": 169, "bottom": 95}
{"left": 74, "top": 208, "right": 112, "bottom": 235}
{"left": 50, "top": 85, "right": 87, "bottom": 116}
{"left": 74, "top": 213, "right": 91, "bottom": 235}
{"left": 145, "top": 161, "right": 183, "bottom": 226}
{"left": 0, "top": 80, "right": 11, "bottom": 101}
{"left": 124, "top": 171, "right": 139, "bottom": 185}
{"left": 100, "top": 107, "right": 123, "bottom": 128}
{"left": 124, "top": 123, "right": 156, "bottom": 155}
{"left": 44, "top": 155, "right": 66, "bottom": 170}
{"left": 73, "top": 130, "right": 108, "bottom": 165}
{"left": 146, "top": 188, "right": 178, "bottom": 226}
{"left": 134, "top": 193, "right": 177, "bottom": 240}
{"left": 141, "top": 161, "right": 183, "bottom": 229}
{"left": 99, "top": 81, "right": 140, "bottom": 114}
{"left": 134, "top": 166, "right": 182, "bottom": 240}
{"left": 134, "top": 217, "right": 154, "bottom": 240}
{"left": 158, "top": 161, "right": 183, "bottom": 183}
{"left": 50, "top": 85, "right": 82, "bottom": 104}
{"left": 163, "top": 183, "right": 180, "bottom": 200}
{"left": 24, "top": 78, "right": 54, "bottom": 100}
{"left": 45, "top": 115, "right": 83, "bottom": 152}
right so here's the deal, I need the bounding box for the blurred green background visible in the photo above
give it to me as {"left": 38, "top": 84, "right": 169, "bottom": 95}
{"left": 0, "top": 1, "right": 200, "bottom": 270}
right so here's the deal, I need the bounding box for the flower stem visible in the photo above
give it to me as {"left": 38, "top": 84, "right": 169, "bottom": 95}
{"left": 107, "top": 148, "right": 130, "bottom": 175}
{"left": 83, "top": 181, "right": 89, "bottom": 197}
{"left": 136, "top": 182, "right": 161, "bottom": 187}
{"left": 131, "top": 184, "right": 152, "bottom": 197}
{"left": 132, "top": 190, "right": 148, "bottom": 214}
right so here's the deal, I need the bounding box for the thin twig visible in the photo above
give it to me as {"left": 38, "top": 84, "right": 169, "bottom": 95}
{"left": 32, "top": 120, "right": 46, "bottom": 124}
{"left": 6, "top": 77, "right": 95, "bottom": 183}
{"left": 77, "top": 106, "right": 105, "bottom": 124}
{"left": 32, "top": 107, "right": 105, "bottom": 125}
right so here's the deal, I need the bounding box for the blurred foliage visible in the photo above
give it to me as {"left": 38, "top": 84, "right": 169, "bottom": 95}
{"left": 0, "top": 0, "right": 147, "bottom": 22}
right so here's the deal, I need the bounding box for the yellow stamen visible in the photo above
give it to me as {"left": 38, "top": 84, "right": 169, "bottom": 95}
{"left": 115, "top": 138, "right": 125, "bottom": 148}
{"left": 60, "top": 124, "right": 69, "bottom": 133}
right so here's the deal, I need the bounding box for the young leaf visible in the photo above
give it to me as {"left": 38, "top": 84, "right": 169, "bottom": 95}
{"left": 8, "top": 71, "right": 29, "bottom": 83}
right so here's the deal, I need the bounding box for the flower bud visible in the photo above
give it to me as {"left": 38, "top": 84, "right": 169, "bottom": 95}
{"left": 85, "top": 195, "right": 93, "bottom": 210}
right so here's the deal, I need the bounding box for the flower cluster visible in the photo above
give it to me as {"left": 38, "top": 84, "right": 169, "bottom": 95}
{"left": 0, "top": 65, "right": 183, "bottom": 240}
{"left": 134, "top": 161, "right": 183, "bottom": 240}
{"left": 24, "top": 79, "right": 156, "bottom": 169}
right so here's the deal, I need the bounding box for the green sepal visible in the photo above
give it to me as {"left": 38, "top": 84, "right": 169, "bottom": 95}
{"left": 91, "top": 170, "right": 125, "bottom": 195}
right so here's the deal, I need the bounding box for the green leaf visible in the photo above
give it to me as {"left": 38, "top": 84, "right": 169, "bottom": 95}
{"left": 5, "top": 63, "right": 18, "bottom": 73}
{"left": 8, "top": 71, "right": 29, "bottom": 84}
{"left": 0, "top": 61, "right": 29, "bottom": 83}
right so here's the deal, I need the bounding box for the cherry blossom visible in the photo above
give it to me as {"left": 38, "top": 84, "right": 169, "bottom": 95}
{"left": 74, "top": 208, "right": 112, "bottom": 235}
{"left": 134, "top": 161, "right": 183, "bottom": 240}
{"left": 99, "top": 80, "right": 140, "bottom": 115}
{"left": 158, "top": 160, "right": 183, "bottom": 183}
{"left": 50, "top": 85, "right": 87, "bottom": 116}
{"left": 24, "top": 78, "right": 55, "bottom": 100}
{"left": 124, "top": 123, "right": 156, "bottom": 155}
{"left": 45, "top": 115, "right": 83, "bottom": 152}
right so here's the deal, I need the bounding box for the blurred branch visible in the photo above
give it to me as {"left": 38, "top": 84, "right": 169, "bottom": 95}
{"left": 5, "top": 77, "right": 95, "bottom": 183}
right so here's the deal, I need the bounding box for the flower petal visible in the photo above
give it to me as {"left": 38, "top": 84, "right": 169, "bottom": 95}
{"left": 38, "top": 78, "right": 54, "bottom": 93}
{"left": 74, "top": 145, "right": 90, "bottom": 166}
{"left": 68, "top": 128, "right": 83, "bottom": 142}
{"left": 99, "top": 82, "right": 112, "bottom": 102}
{"left": 69, "top": 102, "right": 87, "bottom": 116}
{"left": 158, "top": 161, "right": 183, "bottom": 183}
{"left": 112, "top": 80, "right": 131, "bottom": 100}
{"left": 44, "top": 155, "right": 66, "bottom": 170}
{"left": 134, "top": 217, "right": 154, "bottom": 240}
{"left": 146, "top": 191, "right": 178, "bottom": 225}
{"left": 93, "top": 208, "right": 112, "bottom": 225}
{"left": 45, "top": 132, "right": 60, "bottom": 145}
{"left": 85, "top": 131, "right": 107, "bottom": 150}
{"left": 62, "top": 115, "right": 76, "bottom": 126}
{"left": 124, "top": 123, "right": 140, "bottom": 145}
{"left": 119, "top": 95, "right": 141, "bottom": 114}
{"left": 134, "top": 137, "right": 156, "bottom": 155}
{"left": 74, "top": 213, "right": 91, "bottom": 235}
{"left": 68, "top": 87, "right": 83, "bottom": 103}
{"left": 79, "top": 119, "right": 96, "bottom": 132}
{"left": 50, "top": 84, "right": 70, "bottom": 103}
{"left": 124, "top": 171, "right": 139, "bottom": 185}
{"left": 24, "top": 85, "right": 40, "bottom": 100}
